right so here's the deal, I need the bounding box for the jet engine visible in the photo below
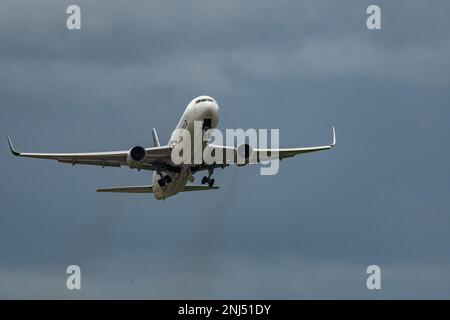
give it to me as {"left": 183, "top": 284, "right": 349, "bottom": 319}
{"left": 127, "top": 146, "right": 146, "bottom": 168}
{"left": 236, "top": 143, "right": 253, "bottom": 165}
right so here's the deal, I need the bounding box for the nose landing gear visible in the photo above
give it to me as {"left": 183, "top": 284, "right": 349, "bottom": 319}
{"left": 202, "top": 118, "right": 212, "bottom": 131}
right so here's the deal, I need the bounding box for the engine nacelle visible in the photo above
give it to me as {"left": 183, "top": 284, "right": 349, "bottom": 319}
{"left": 127, "top": 146, "right": 146, "bottom": 168}
{"left": 236, "top": 143, "right": 253, "bottom": 165}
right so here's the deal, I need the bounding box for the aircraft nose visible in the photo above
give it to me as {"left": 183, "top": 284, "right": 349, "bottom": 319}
{"left": 201, "top": 101, "right": 218, "bottom": 116}
{"left": 210, "top": 103, "right": 220, "bottom": 120}
{"left": 211, "top": 101, "right": 219, "bottom": 113}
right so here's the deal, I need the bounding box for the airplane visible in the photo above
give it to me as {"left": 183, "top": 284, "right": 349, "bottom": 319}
{"left": 7, "top": 95, "right": 336, "bottom": 200}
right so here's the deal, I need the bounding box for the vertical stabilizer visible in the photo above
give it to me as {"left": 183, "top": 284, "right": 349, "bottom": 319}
{"left": 152, "top": 128, "right": 160, "bottom": 147}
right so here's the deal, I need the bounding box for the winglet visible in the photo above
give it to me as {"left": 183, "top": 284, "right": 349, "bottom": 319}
{"left": 331, "top": 126, "right": 336, "bottom": 147}
{"left": 7, "top": 135, "right": 20, "bottom": 156}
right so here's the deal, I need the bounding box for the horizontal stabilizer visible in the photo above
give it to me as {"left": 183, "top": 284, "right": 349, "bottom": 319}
{"left": 96, "top": 184, "right": 219, "bottom": 193}
{"left": 182, "top": 185, "right": 219, "bottom": 192}
{"left": 97, "top": 185, "right": 153, "bottom": 193}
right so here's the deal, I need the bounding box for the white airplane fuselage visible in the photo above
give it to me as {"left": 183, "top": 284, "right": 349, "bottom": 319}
{"left": 151, "top": 96, "right": 219, "bottom": 199}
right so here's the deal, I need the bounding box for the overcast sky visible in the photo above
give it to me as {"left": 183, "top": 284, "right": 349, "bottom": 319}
{"left": 1, "top": 0, "right": 450, "bottom": 299}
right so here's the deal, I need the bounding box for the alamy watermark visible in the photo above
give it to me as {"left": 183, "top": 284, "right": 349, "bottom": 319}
{"left": 66, "top": 265, "right": 81, "bottom": 290}
{"left": 67, "top": 4, "right": 382, "bottom": 31}
{"left": 66, "top": 5, "right": 81, "bottom": 30}
{"left": 366, "top": 265, "right": 381, "bottom": 290}
{"left": 170, "top": 121, "right": 280, "bottom": 175}
{"left": 366, "top": 5, "right": 381, "bottom": 30}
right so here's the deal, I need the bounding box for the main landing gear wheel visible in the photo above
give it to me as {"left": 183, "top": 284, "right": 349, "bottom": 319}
{"left": 158, "top": 175, "right": 171, "bottom": 187}
{"left": 201, "top": 166, "right": 215, "bottom": 187}
{"left": 201, "top": 176, "right": 215, "bottom": 187}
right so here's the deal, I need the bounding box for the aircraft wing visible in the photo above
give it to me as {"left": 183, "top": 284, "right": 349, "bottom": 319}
{"left": 256, "top": 126, "right": 336, "bottom": 161}
{"left": 205, "top": 127, "right": 336, "bottom": 164}
{"left": 7, "top": 136, "right": 173, "bottom": 170}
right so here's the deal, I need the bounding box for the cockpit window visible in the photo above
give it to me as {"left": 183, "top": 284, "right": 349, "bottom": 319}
{"left": 195, "top": 98, "right": 214, "bottom": 104}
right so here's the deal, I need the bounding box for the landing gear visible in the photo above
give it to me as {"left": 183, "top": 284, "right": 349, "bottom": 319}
{"left": 158, "top": 175, "right": 172, "bottom": 187}
{"left": 202, "top": 118, "right": 212, "bottom": 131}
{"left": 201, "top": 176, "right": 215, "bottom": 187}
{"left": 201, "top": 166, "right": 215, "bottom": 187}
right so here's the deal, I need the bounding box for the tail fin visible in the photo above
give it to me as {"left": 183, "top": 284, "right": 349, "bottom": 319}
{"left": 152, "top": 128, "right": 160, "bottom": 147}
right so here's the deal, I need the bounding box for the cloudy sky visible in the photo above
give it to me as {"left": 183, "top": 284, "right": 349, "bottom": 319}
{"left": 1, "top": 0, "right": 450, "bottom": 299}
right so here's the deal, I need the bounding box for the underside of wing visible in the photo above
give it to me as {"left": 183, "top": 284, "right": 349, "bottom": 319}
{"left": 7, "top": 135, "right": 172, "bottom": 170}
{"left": 255, "top": 144, "right": 334, "bottom": 162}
{"left": 205, "top": 127, "right": 336, "bottom": 164}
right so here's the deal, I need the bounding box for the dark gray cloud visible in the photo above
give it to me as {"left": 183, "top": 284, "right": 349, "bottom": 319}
{"left": 1, "top": 0, "right": 450, "bottom": 298}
